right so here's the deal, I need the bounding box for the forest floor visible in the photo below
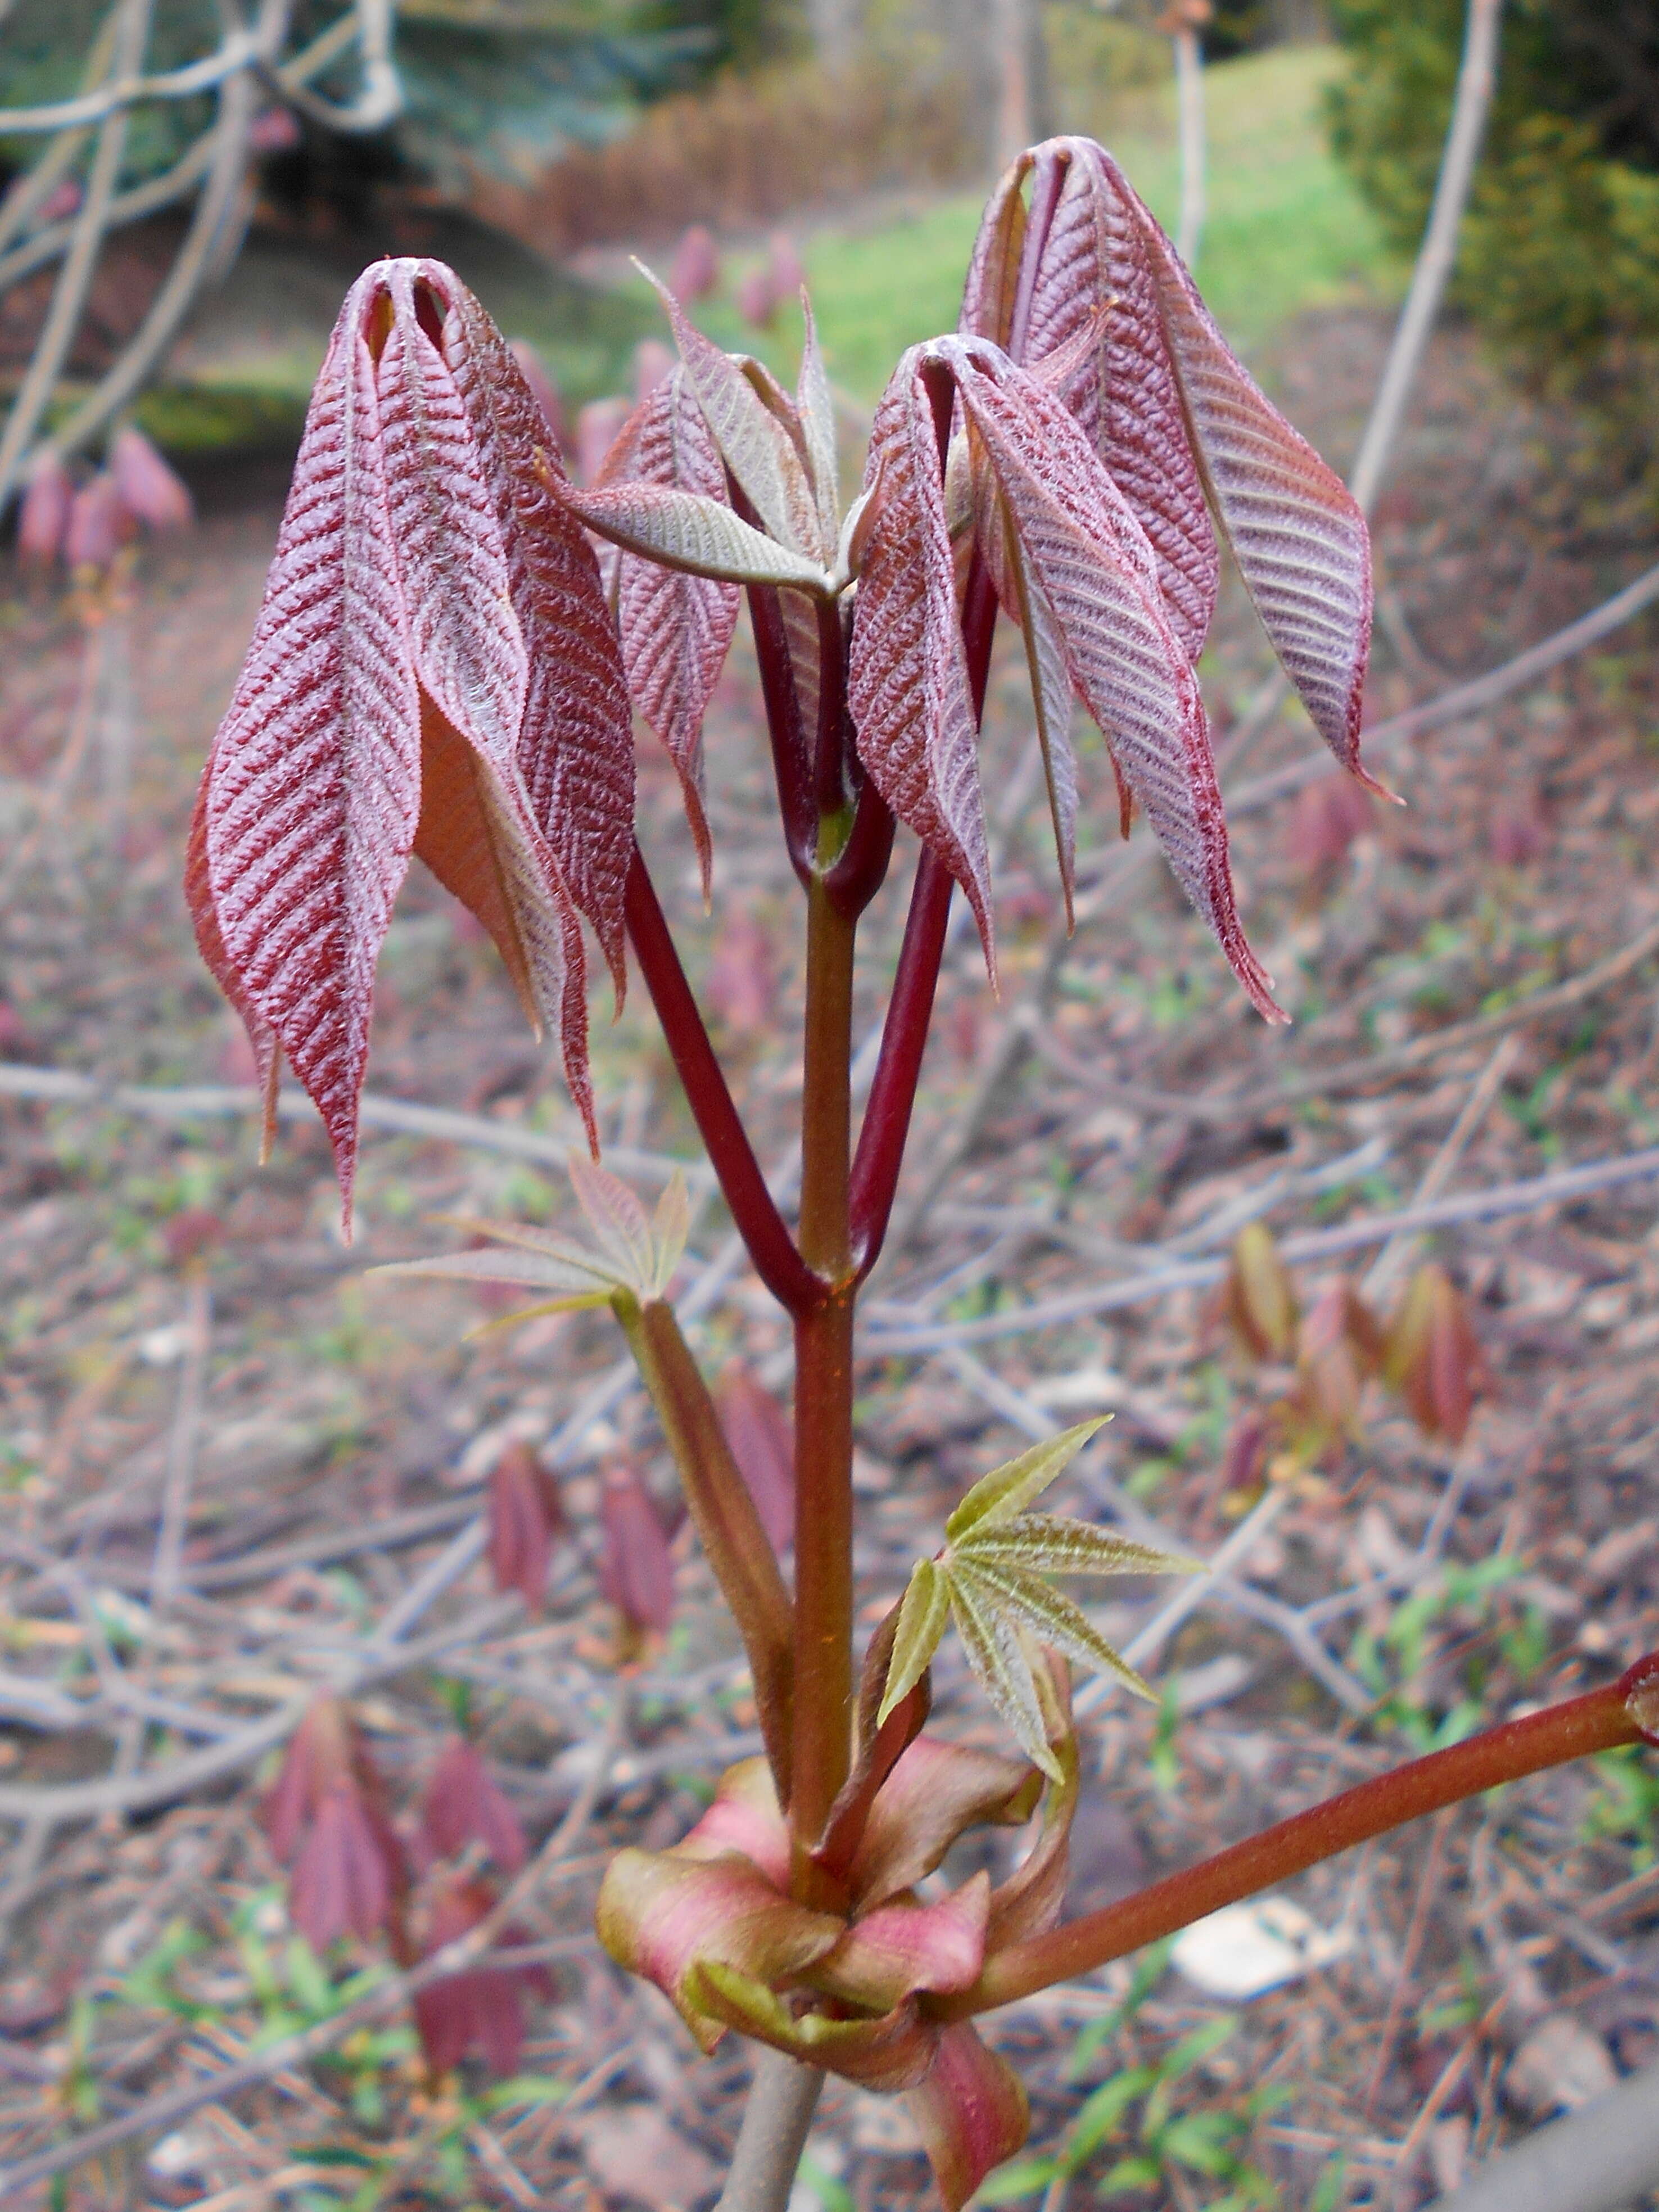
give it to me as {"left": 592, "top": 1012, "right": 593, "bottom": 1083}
{"left": 3, "top": 272, "right": 1659, "bottom": 2212}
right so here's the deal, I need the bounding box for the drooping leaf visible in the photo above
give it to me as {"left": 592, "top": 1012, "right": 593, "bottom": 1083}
{"left": 184, "top": 772, "right": 279, "bottom": 1156}
{"left": 1129, "top": 183, "right": 1377, "bottom": 786}
{"left": 848, "top": 349, "right": 995, "bottom": 971}
{"left": 688, "top": 1960, "right": 938, "bottom": 2091}
{"left": 949, "top": 340, "right": 1283, "bottom": 1020}
{"left": 906, "top": 2022, "right": 1031, "bottom": 2212}
{"left": 422, "top": 1738, "right": 529, "bottom": 1872}
{"left": 445, "top": 290, "right": 636, "bottom": 997}
{"left": 985, "top": 1653, "right": 1078, "bottom": 1951}
{"left": 640, "top": 265, "right": 822, "bottom": 557}
{"left": 202, "top": 275, "right": 422, "bottom": 1223}
{"left": 945, "top": 1418, "right": 1108, "bottom": 1542}
{"left": 995, "top": 139, "right": 1221, "bottom": 662}
{"left": 588, "top": 368, "right": 740, "bottom": 894}
{"left": 879, "top": 1557, "right": 953, "bottom": 1725}
{"left": 995, "top": 488, "right": 1078, "bottom": 923}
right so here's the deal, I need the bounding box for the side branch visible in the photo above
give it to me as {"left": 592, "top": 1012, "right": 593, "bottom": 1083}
{"left": 941, "top": 1657, "right": 1659, "bottom": 2019}
{"left": 624, "top": 845, "right": 819, "bottom": 1314}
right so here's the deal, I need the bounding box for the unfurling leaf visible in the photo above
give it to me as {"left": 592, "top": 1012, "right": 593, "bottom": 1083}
{"left": 414, "top": 1871, "right": 550, "bottom": 2079}
{"left": 261, "top": 1697, "right": 405, "bottom": 1951}
{"left": 485, "top": 1442, "right": 567, "bottom": 1608}
{"left": 1222, "top": 1220, "right": 1299, "bottom": 1363}
{"left": 191, "top": 259, "right": 635, "bottom": 1222}
{"left": 848, "top": 349, "right": 996, "bottom": 970}
{"left": 421, "top": 1736, "right": 529, "bottom": 1872}
{"left": 586, "top": 365, "right": 740, "bottom": 892}
{"left": 1384, "top": 1263, "right": 1489, "bottom": 1445}
{"left": 889, "top": 1422, "right": 1190, "bottom": 1770}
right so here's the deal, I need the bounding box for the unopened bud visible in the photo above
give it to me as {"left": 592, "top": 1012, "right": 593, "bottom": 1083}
{"left": 1384, "top": 1264, "right": 1488, "bottom": 1445}
{"left": 1221, "top": 1222, "right": 1299, "bottom": 1363}
{"left": 486, "top": 1441, "right": 566, "bottom": 1607}
{"left": 109, "top": 426, "right": 192, "bottom": 533}
{"left": 421, "top": 1737, "right": 528, "bottom": 1872}
{"left": 668, "top": 223, "right": 719, "bottom": 304}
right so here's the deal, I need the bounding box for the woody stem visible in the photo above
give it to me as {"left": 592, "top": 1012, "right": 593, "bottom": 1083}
{"left": 938, "top": 1663, "right": 1658, "bottom": 2020}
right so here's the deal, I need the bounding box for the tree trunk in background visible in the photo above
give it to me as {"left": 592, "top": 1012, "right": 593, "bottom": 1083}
{"left": 806, "top": 0, "right": 864, "bottom": 72}
{"left": 988, "top": 0, "right": 1045, "bottom": 170}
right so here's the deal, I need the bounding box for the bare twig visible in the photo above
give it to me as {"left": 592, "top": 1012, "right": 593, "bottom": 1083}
{"left": 713, "top": 2050, "right": 826, "bottom": 2212}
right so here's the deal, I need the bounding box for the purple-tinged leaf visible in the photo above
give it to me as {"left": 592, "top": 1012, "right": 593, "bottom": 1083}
{"left": 17, "top": 449, "right": 72, "bottom": 566}
{"left": 848, "top": 350, "right": 995, "bottom": 973}
{"left": 109, "top": 425, "right": 192, "bottom": 533}
{"left": 414, "top": 1872, "right": 548, "bottom": 2079}
{"left": 715, "top": 1363, "right": 794, "bottom": 1555}
{"left": 290, "top": 1783, "right": 394, "bottom": 1949}
{"left": 906, "top": 2021, "right": 1030, "bottom": 2212}
{"left": 202, "top": 276, "right": 421, "bottom": 1222}
{"left": 948, "top": 341, "right": 1282, "bottom": 1020}
{"left": 422, "top": 1736, "right": 530, "bottom": 1871}
{"left": 677, "top": 1756, "right": 792, "bottom": 1891}
{"left": 1129, "top": 182, "right": 1377, "bottom": 785}
{"left": 562, "top": 476, "right": 831, "bottom": 592}
{"left": 485, "top": 1441, "right": 567, "bottom": 1609}
{"left": 184, "top": 772, "right": 279, "bottom": 1157}
{"left": 586, "top": 366, "right": 742, "bottom": 892}
{"left": 849, "top": 1734, "right": 1040, "bottom": 1911}
{"left": 599, "top": 1464, "right": 676, "bottom": 1638}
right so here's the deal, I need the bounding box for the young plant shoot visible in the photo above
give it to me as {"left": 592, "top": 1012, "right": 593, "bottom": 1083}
{"left": 189, "top": 138, "right": 1659, "bottom": 2210}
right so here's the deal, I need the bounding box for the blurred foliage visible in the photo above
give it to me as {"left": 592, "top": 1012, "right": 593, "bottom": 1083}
{"left": 1326, "top": 0, "right": 1659, "bottom": 493}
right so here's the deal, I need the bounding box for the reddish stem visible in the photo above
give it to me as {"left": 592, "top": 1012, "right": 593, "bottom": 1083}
{"left": 624, "top": 844, "right": 818, "bottom": 1315}
{"left": 746, "top": 581, "right": 816, "bottom": 882}
{"left": 813, "top": 596, "right": 852, "bottom": 828}
{"left": 939, "top": 1662, "right": 1659, "bottom": 2020}
{"left": 849, "top": 849, "right": 952, "bottom": 1274}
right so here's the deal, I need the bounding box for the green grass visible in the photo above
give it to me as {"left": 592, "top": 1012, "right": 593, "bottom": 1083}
{"left": 704, "top": 44, "right": 1398, "bottom": 404}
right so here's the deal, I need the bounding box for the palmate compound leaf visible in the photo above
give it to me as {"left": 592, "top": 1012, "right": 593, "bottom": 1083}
{"left": 195, "top": 260, "right": 635, "bottom": 1223}
{"left": 880, "top": 1418, "right": 1194, "bottom": 1771}
{"left": 946, "top": 337, "right": 1285, "bottom": 1022}
{"left": 847, "top": 348, "right": 996, "bottom": 974}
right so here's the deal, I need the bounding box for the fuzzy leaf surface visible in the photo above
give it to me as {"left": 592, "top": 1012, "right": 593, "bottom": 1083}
{"left": 563, "top": 478, "right": 832, "bottom": 592}
{"left": 848, "top": 349, "right": 995, "bottom": 968}
{"left": 948, "top": 340, "right": 1282, "bottom": 1018}
{"left": 878, "top": 1557, "right": 953, "bottom": 1725}
{"left": 945, "top": 1417, "right": 1107, "bottom": 1541}
{"left": 796, "top": 293, "right": 840, "bottom": 544}
{"left": 202, "top": 276, "right": 421, "bottom": 1219}
{"left": 591, "top": 367, "right": 740, "bottom": 893}
{"left": 956, "top": 1560, "right": 1157, "bottom": 1704}
{"left": 959, "top": 1516, "right": 1195, "bottom": 1580}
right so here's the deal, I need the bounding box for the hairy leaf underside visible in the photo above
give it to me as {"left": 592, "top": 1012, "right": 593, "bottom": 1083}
{"left": 194, "top": 260, "right": 635, "bottom": 1215}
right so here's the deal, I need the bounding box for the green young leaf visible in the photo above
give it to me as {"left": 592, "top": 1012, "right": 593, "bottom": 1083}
{"left": 956, "top": 1560, "right": 1158, "bottom": 1706}
{"left": 944, "top": 1417, "right": 1110, "bottom": 1542}
{"left": 948, "top": 1570, "right": 1060, "bottom": 1781}
{"left": 649, "top": 1169, "right": 691, "bottom": 1297}
{"left": 878, "top": 1557, "right": 952, "bottom": 1726}
{"left": 796, "top": 293, "right": 840, "bottom": 546}
{"left": 957, "top": 1516, "right": 1197, "bottom": 1581}
{"left": 368, "top": 1243, "right": 616, "bottom": 1295}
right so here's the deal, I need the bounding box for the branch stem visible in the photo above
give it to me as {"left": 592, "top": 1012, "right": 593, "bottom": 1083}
{"left": 623, "top": 844, "right": 816, "bottom": 1315}
{"left": 941, "top": 1666, "right": 1655, "bottom": 2019}
{"left": 713, "top": 2050, "right": 825, "bottom": 2212}
{"left": 849, "top": 850, "right": 953, "bottom": 1274}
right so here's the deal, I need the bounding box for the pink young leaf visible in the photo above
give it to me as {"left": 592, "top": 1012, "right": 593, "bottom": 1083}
{"left": 640, "top": 265, "right": 822, "bottom": 559}
{"left": 967, "top": 139, "right": 1220, "bottom": 662}
{"left": 849, "top": 1732, "right": 1040, "bottom": 1911}
{"left": 202, "top": 275, "right": 422, "bottom": 1222}
{"left": 848, "top": 349, "right": 995, "bottom": 975}
{"left": 65, "top": 471, "right": 125, "bottom": 570}
{"left": 677, "top": 1756, "right": 793, "bottom": 1891}
{"left": 668, "top": 223, "right": 719, "bottom": 303}
{"left": 109, "top": 424, "right": 193, "bottom": 533}
{"left": 906, "top": 2022, "right": 1031, "bottom": 2212}
{"left": 442, "top": 282, "right": 636, "bottom": 996}
{"left": 715, "top": 1362, "right": 793, "bottom": 1554}
{"left": 948, "top": 340, "right": 1282, "bottom": 1019}
{"left": 1125, "top": 172, "right": 1377, "bottom": 786}
{"left": 17, "top": 449, "right": 73, "bottom": 566}
{"left": 422, "top": 1737, "right": 529, "bottom": 1872}
{"left": 485, "top": 1440, "right": 566, "bottom": 1607}
{"left": 184, "top": 772, "right": 279, "bottom": 1156}
{"left": 415, "top": 1873, "right": 547, "bottom": 2078}
{"left": 599, "top": 1464, "right": 676, "bottom": 1637}
{"left": 290, "top": 1783, "right": 394, "bottom": 1949}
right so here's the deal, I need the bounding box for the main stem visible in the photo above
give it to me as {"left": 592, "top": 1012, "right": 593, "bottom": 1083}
{"left": 790, "top": 867, "right": 858, "bottom": 1885}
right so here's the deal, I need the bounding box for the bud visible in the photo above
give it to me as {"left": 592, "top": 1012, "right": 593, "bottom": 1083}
{"left": 575, "top": 394, "right": 631, "bottom": 486}
{"left": 667, "top": 223, "right": 718, "bottom": 303}
{"left": 1292, "top": 1278, "right": 1382, "bottom": 1445}
{"left": 1217, "top": 1409, "right": 1270, "bottom": 1499}
{"left": 716, "top": 1362, "right": 794, "bottom": 1555}
{"left": 109, "top": 426, "right": 193, "bottom": 533}
{"left": 599, "top": 1463, "right": 675, "bottom": 1641}
{"left": 16, "top": 451, "right": 72, "bottom": 567}
{"left": 413, "top": 1871, "right": 552, "bottom": 2079}
{"left": 421, "top": 1738, "right": 528, "bottom": 1873}
{"left": 486, "top": 1441, "right": 566, "bottom": 1607}
{"left": 64, "top": 472, "right": 126, "bottom": 572}
{"left": 508, "top": 338, "right": 566, "bottom": 451}
{"left": 1220, "top": 1222, "right": 1299, "bottom": 1363}
{"left": 262, "top": 1697, "right": 404, "bottom": 1949}
{"left": 1384, "top": 1263, "right": 1488, "bottom": 1445}
{"left": 736, "top": 264, "right": 778, "bottom": 331}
